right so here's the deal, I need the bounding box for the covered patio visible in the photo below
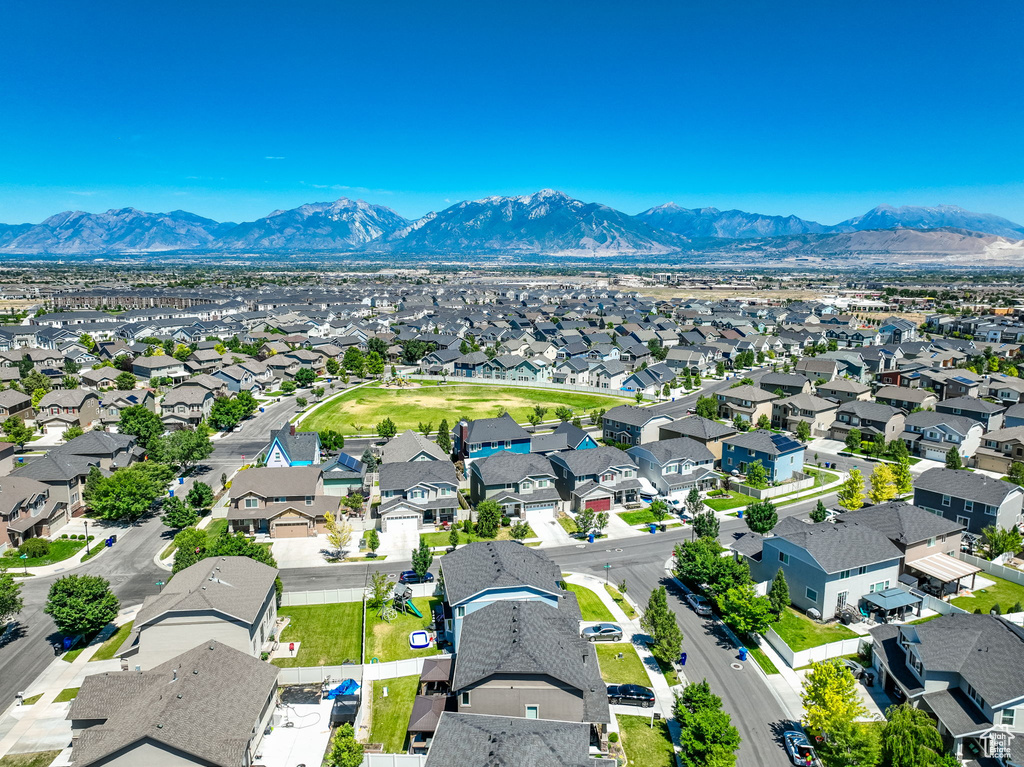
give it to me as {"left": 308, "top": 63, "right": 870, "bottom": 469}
{"left": 907, "top": 552, "right": 983, "bottom": 599}
{"left": 861, "top": 587, "right": 923, "bottom": 624}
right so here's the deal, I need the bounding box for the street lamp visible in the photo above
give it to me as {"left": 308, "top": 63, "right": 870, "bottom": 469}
{"left": 83, "top": 519, "right": 90, "bottom": 555}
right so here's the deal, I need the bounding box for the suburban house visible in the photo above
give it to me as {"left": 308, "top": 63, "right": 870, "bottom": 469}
{"left": 870, "top": 615, "right": 1024, "bottom": 762}
{"left": 1005, "top": 403, "right": 1024, "bottom": 429}
{"left": 620, "top": 361, "right": 676, "bottom": 396}
{"left": 913, "top": 467, "right": 1024, "bottom": 535}
{"left": 382, "top": 429, "right": 450, "bottom": 463}
{"left": 935, "top": 396, "right": 1005, "bottom": 431}
{"left": 116, "top": 556, "right": 279, "bottom": 670}
{"left": 828, "top": 401, "right": 906, "bottom": 444}
{"left": 601, "top": 404, "right": 674, "bottom": 447}
{"left": 160, "top": 385, "right": 215, "bottom": 429}
{"left": 454, "top": 414, "right": 531, "bottom": 461}
{"left": 131, "top": 355, "right": 188, "bottom": 383}
{"left": 738, "top": 517, "right": 905, "bottom": 619}
{"left": 378, "top": 460, "right": 460, "bottom": 533}
{"left": 771, "top": 392, "right": 839, "bottom": 437}
{"left": 54, "top": 431, "right": 142, "bottom": 469}
{"left": 759, "top": 373, "right": 812, "bottom": 397}
{"left": 900, "top": 412, "right": 984, "bottom": 462}
{"left": 468, "top": 451, "right": 561, "bottom": 520}
{"left": 549, "top": 446, "right": 640, "bottom": 512}
{"left": 589, "top": 360, "right": 629, "bottom": 390}
{"left": 530, "top": 420, "right": 598, "bottom": 454}
{"left": 721, "top": 430, "right": 805, "bottom": 483}
{"left": 34, "top": 389, "right": 100, "bottom": 436}
{"left": 658, "top": 415, "right": 738, "bottom": 462}
{"left": 875, "top": 385, "right": 939, "bottom": 413}
{"left": 438, "top": 541, "right": 574, "bottom": 651}
{"left": 974, "top": 426, "right": 1024, "bottom": 474}
{"left": 263, "top": 424, "right": 321, "bottom": 467}
{"left": 814, "top": 378, "right": 872, "bottom": 403}
{"left": 626, "top": 437, "right": 717, "bottom": 497}
{"left": 0, "top": 477, "right": 65, "bottom": 549}
{"left": 226, "top": 466, "right": 339, "bottom": 538}
{"left": 67, "top": 641, "right": 278, "bottom": 767}
{"left": 0, "top": 389, "right": 32, "bottom": 421}
{"left": 794, "top": 357, "right": 839, "bottom": 381}
{"left": 322, "top": 452, "right": 367, "bottom": 497}
{"left": 10, "top": 450, "right": 99, "bottom": 514}
{"left": 79, "top": 367, "right": 121, "bottom": 390}
{"left": 212, "top": 364, "right": 261, "bottom": 393}
{"left": 451, "top": 600, "right": 609, "bottom": 728}
{"left": 716, "top": 385, "right": 777, "bottom": 425}
{"left": 100, "top": 389, "right": 155, "bottom": 429}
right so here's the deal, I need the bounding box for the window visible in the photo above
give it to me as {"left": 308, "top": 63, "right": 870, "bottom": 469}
{"left": 869, "top": 581, "right": 891, "bottom": 593}
{"left": 805, "top": 587, "right": 818, "bottom": 602}
{"left": 779, "top": 552, "right": 790, "bottom": 564}
{"left": 1002, "top": 709, "right": 1015, "bottom": 727}
{"left": 927, "top": 537, "right": 936, "bottom": 548}
{"left": 245, "top": 498, "right": 259, "bottom": 509}
{"left": 941, "top": 494, "right": 951, "bottom": 507}
{"left": 839, "top": 569, "right": 851, "bottom": 579}
{"left": 525, "top": 705, "right": 539, "bottom": 719}
{"left": 957, "top": 516, "right": 970, "bottom": 527}
{"left": 274, "top": 496, "right": 286, "bottom": 504}
{"left": 460, "top": 692, "right": 471, "bottom": 706}
{"left": 858, "top": 566, "right": 867, "bottom": 575}
{"left": 966, "top": 683, "right": 984, "bottom": 710}
{"left": 455, "top": 606, "right": 465, "bottom": 618}
{"left": 965, "top": 500, "right": 974, "bottom": 512}
{"left": 305, "top": 496, "right": 313, "bottom": 506}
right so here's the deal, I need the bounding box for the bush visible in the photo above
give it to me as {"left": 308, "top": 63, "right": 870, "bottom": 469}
{"left": 20, "top": 537, "right": 51, "bottom": 558}
{"left": 87, "top": 535, "right": 95, "bottom": 541}
{"left": 608, "top": 732, "right": 619, "bottom": 743}
{"left": 991, "top": 603, "right": 1002, "bottom": 615}
{"left": 61, "top": 533, "right": 68, "bottom": 539}
{"left": 501, "top": 515, "right": 511, "bottom": 527}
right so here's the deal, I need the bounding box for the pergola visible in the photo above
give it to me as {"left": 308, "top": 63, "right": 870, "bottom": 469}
{"left": 907, "top": 553, "right": 982, "bottom": 598}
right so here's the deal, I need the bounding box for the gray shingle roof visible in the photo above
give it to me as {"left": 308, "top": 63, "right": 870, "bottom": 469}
{"left": 936, "top": 396, "right": 1005, "bottom": 415}
{"left": 452, "top": 601, "right": 609, "bottom": 724}
{"left": 915, "top": 467, "right": 1022, "bottom": 507}
{"left": 425, "top": 713, "right": 598, "bottom": 767}
{"left": 67, "top": 641, "right": 279, "bottom": 767}
{"left": 775, "top": 519, "right": 904, "bottom": 573}
{"left": 11, "top": 451, "right": 98, "bottom": 482}
{"left": 902, "top": 411, "right": 978, "bottom": 435}
{"left": 549, "top": 446, "right": 635, "bottom": 476}
{"left": 463, "top": 413, "right": 530, "bottom": 443}
{"left": 628, "top": 437, "right": 714, "bottom": 466}
{"left": 439, "top": 541, "right": 564, "bottom": 606}
{"left": 266, "top": 426, "right": 319, "bottom": 464}
{"left": 51, "top": 430, "right": 136, "bottom": 459}
{"left": 229, "top": 465, "right": 322, "bottom": 499}
{"left": 603, "top": 404, "right": 668, "bottom": 427}
{"left": 662, "top": 415, "right": 738, "bottom": 441}
{"left": 378, "top": 460, "right": 457, "bottom": 492}
{"left": 472, "top": 451, "right": 555, "bottom": 485}
{"left": 835, "top": 400, "right": 902, "bottom": 422}
{"left": 837, "top": 501, "right": 963, "bottom": 544}
{"left": 723, "top": 429, "right": 803, "bottom": 456}
{"left": 382, "top": 429, "right": 449, "bottom": 463}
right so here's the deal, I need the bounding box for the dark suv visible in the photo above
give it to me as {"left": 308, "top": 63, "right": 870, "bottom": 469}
{"left": 607, "top": 684, "right": 655, "bottom": 707}
{"left": 399, "top": 570, "right": 434, "bottom": 584}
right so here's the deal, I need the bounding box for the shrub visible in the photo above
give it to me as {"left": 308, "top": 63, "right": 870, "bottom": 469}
{"left": 501, "top": 515, "right": 511, "bottom": 527}
{"left": 608, "top": 732, "right": 619, "bottom": 743}
{"left": 19, "top": 537, "right": 51, "bottom": 558}
{"left": 87, "top": 535, "right": 95, "bottom": 541}
{"left": 991, "top": 603, "right": 1002, "bottom": 615}
{"left": 1011, "top": 601, "right": 1023, "bottom": 613}
{"left": 61, "top": 533, "right": 68, "bottom": 539}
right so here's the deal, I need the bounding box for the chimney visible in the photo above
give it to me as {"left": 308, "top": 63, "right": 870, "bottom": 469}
{"left": 459, "top": 420, "right": 469, "bottom": 457}
{"left": 289, "top": 423, "right": 296, "bottom": 437}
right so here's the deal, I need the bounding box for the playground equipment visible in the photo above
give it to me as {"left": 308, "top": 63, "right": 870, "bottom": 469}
{"left": 377, "top": 586, "right": 423, "bottom": 622}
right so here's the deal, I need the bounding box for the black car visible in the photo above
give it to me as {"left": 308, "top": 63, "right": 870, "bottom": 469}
{"left": 607, "top": 684, "right": 655, "bottom": 707}
{"left": 399, "top": 570, "right": 434, "bottom": 584}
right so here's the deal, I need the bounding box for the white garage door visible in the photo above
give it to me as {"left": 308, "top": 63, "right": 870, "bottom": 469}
{"left": 524, "top": 506, "right": 555, "bottom": 527}
{"left": 384, "top": 515, "right": 420, "bottom": 535}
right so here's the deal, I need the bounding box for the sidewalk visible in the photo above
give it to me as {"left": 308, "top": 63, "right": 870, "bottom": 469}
{"left": 16, "top": 518, "right": 127, "bottom": 578}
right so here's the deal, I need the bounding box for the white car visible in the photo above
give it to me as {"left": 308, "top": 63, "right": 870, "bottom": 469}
{"left": 685, "top": 593, "right": 713, "bottom": 616}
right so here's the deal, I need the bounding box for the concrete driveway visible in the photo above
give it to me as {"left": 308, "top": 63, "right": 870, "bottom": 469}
{"left": 271, "top": 536, "right": 336, "bottom": 569}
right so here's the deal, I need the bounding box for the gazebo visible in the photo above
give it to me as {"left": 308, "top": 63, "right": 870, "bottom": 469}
{"left": 861, "top": 588, "right": 923, "bottom": 623}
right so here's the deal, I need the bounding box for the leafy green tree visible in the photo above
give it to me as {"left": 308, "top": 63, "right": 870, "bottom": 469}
{"left": 294, "top": 367, "right": 316, "bottom": 387}
{"left": 365, "top": 529, "right": 380, "bottom": 555}
{"left": 62, "top": 425, "right": 84, "bottom": 442}
{"left": 319, "top": 429, "right": 345, "bottom": 451}
{"left": 744, "top": 500, "right": 778, "bottom": 535}
{"left": 868, "top": 463, "right": 897, "bottom": 505}
{"left": 115, "top": 371, "right": 137, "bottom": 390}
{"left": 366, "top": 352, "right": 385, "bottom": 378}
{"left": 0, "top": 567, "right": 24, "bottom": 625}
{"left": 810, "top": 498, "right": 829, "bottom": 523}
{"left": 2, "top": 415, "right": 34, "bottom": 449}
{"left": 475, "top": 499, "right": 501, "bottom": 538}
{"left": 881, "top": 703, "right": 944, "bottom": 767}
{"left": 892, "top": 459, "right": 913, "bottom": 495}
{"left": 532, "top": 405, "right": 548, "bottom": 421}
{"left": 280, "top": 380, "right": 296, "bottom": 394}
{"left": 1009, "top": 461, "right": 1024, "bottom": 486}
{"left": 360, "top": 449, "right": 378, "bottom": 473}
{"left": 411, "top": 539, "right": 434, "bottom": 579}
{"left": 22, "top": 370, "right": 50, "bottom": 396}
{"left": 674, "top": 537, "right": 729, "bottom": 586}
{"left": 554, "top": 405, "right": 573, "bottom": 421}
{"left": 744, "top": 460, "right": 769, "bottom": 488}
{"left": 185, "top": 481, "right": 215, "bottom": 512}
{"left": 376, "top": 417, "right": 397, "bottom": 440}
{"left": 795, "top": 420, "right": 811, "bottom": 442}
{"left": 436, "top": 418, "right": 451, "bottom": 455}
{"left": 367, "top": 336, "right": 388, "bottom": 357}
{"left": 692, "top": 510, "right": 719, "bottom": 539}
{"left": 887, "top": 438, "right": 910, "bottom": 462}
{"left": 718, "top": 581, "right": 774, "bottom": 634}
{"left": 325, "top": 358, "right": 341, "bottom": 376}
{"left": 981, "top": 525, "right": 1023, "bottom": 559}
{"left": 31, "top": 387, "right": 47, "bottom": 410}
{"left": 342, "top": 347, "right": 365, "bottom": 373}
{"left": 641, "top": 586, "right": 683, "bottom": 665}
{"left": 162, "top": 496, "right": 198, "bottom": 529}
{"left": 837, "top": 468, "right": 865, "bottom": 511}
{"left": 165, "top": 426, "right": 213, "bottom": 471}
{"left": 117, "top": 404, "right": 164, "bottom": 451}
{"left": 448, "top": 528, "right": 460, "bottom": 548}
{"left": 648, "top": 499, "right": 669, "bottom": 523}
{"left": 820, "top": 722, "right": 881, "bottom": 767}
{"left": 768, "top": 569, "right": 790, "bottom": 616}
{"left": 945, "top": 447, "right": 963, "bottom": 470}
{"left": 844, "top": 427, "right": 862, "bottom": 452}
{"left": 685, "top": 486, "right": 704, "bottom": 517}
{"left": 88, "top": 465, "right": 163, "bottom": 521}
{"left": 44, "top": 575, "right": 120, "bottom": 637}
{"left": 209, "top": 396, "right": 243, "bottom": 430}
{"left": 510, "top": 521, "right": 531, "bottom": 540}
{"left": 675, "top": 679, "right": 741, "bottom": 767}
{"left": 326, "top": 723, "right": 364, "bottom": 767}
{"left": 575, "top": 506, "right": 596, "bottom": 536}
{"left": 801, "top": 659, "right": 867, "bottom": 736}
{"left": 755, "top": 413, "right": 771, "bottom": 430}
{"left": 695, "top": 395, "right": 718, "bottom": 419}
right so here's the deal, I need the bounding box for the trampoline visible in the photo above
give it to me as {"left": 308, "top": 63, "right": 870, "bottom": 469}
{"left": 409, "top": 630, "right": 431, "bottom": 649}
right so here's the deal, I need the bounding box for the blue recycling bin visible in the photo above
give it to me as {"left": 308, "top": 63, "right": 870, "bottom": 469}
{"left": 738, "top": 647, "right": 748, "bottom": 662}
{"left": 63, "top": 637, "right": 73, "bottom": 651}
{"left": 179, "top": 477, "right": 184, "bottom": 484}
{"left": 260, "top": 407, "right": 265, "bottom": 413}
{"left": 588, "top": 533, "right": 594, "bottom": 543}
{"left": 679, "top": 652, "right": 687, "bottom": 666}
{"left": 737, "top": 508, "right": 743, "bottom": 518}
{"left": 106, "top": 537, "right": 113, "bottom": 547}
{"left": 169, "top": 488, "right": 174, "bottom": 497}
{"left": 649, "top": 523, "right": 657, "bottom": 534}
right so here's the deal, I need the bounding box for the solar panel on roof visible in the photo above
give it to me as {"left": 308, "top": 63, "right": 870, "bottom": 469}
{"left": 769, "top": 433, "right": 803, "bottom": 453}
{"left": 332, "top": 452, "right": 364, "bottom": 472}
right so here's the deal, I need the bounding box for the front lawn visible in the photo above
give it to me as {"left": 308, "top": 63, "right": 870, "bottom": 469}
{"left": 618, "top": 509, "right": 663, "bottom": 526}
{"left": 369, "top": 675, "right": 418, "bottom": 753}
{"left": 3, "top": 539, "right": 86, "bottom": 568}
{"left": 595, "top": 643, "right": 650, "bottom": 687}
{"left": 951, "top": 574, "right": 1024, "bottom": 615}
{"left": 90, "top": 621, "right": 134, "bottom": 662}
{"left": 746, "top": 643, "right": 780, "bottom": 675}
{"left": 558, "top": 514, "right": 579, "bottom": 535}
{"left": 301, "top": 383, "right": 629, "bottom": 435}
{"left": 161, "top": 518, "right": 229, "bottom": 560}
{"left": 273, "top": 603, "right": 363, "bottom": 668}
{"left": 53, "top": 687, "right": 80, "bottom": 703}
{"left": 604, "top": 583, "right": 637, "bottom": 619}
{"left": 0, "top": 752, "right": 62, "bottom": 767}
{"left": 364, "top": 597, "right": 441, "bottom": 662}
{"left": 565, "top": 583, "right": 614, "bottom": 621}
{"left": 703, "top": 490, "right": 758, "bottom": 512}
{"left": 419, "top": 524, "right": 535, "bottom": 548}
{"left": 618, "top": 714, "right": 675, "bottom": 767}
{"left": 771, "top": 607, "right": 858, "bottom": 652}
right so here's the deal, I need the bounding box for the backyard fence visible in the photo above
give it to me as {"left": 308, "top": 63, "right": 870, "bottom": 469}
{"left": 763, "top": 628, "right": 870, "bottom": 669}
{"left": 361, "top": 756, "right": 426, "bottom": 767}
{"left": 363, "top": 657, "right": 432, "bottom": 681}
{"left": 282, "top": 583, "right": 437, "bottom": 607}
{"left": 957, "top": 552, "right": 1024, "bottom": 588}
{"left": 736, "top": 471, "right": 816, "bottom": 500}
{"left": 913, "top": 591, "right": 968, "bottom": 617}
{"left": 277, "top": 664, "right": 362, "bottom": 685}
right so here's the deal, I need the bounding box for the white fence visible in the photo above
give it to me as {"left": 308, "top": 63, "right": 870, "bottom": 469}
{"left": 764, "top": 628, "right": 870, "bottom": 669}
{"left": 406, "top": 373, "right": 673, "bottom": 400}
{"left": 362, "top": 756, "right": 426, "bottom": 767}
{"left": 281, "top": 583, "right": 437, "bottom": 607}
{"left": 915, "top": 591, "right": 968, "bottom": 617}
{"left": 363, "top": 657, "right": 433, "bottom": 681}
{"left": 277, "top": 664, "right": 362, "bottom": 685}
{"left": 957, "top": 552, "right": 1024, "bottom": 588}
{"left": 736, "top": 472, "right": 816, "bottom": 500}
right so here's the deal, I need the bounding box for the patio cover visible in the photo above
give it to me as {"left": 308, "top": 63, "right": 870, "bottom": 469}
{"left": 908, "top": 553, "right": 982, "bottom": 583}
{"left": 862, "top": 587, "right": 921, "bottom": 612}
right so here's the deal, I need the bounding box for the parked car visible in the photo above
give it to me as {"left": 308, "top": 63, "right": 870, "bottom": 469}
{"left": 581, "top": 623, "right": 623, "bottom": 642}
{"left": 783, "top": 730, "right": 822, "bottom": 767}
{"left": 607, "top": 684, "right": 655, "bottom": 708}
{"left": 837, "top": 658, "right": 870, "bottom": 680}
{"left": 399, "top": 570, "right": 434, "bottom": 584}
{"left": 685, "top": 593, "right": 713, "bottom": 616}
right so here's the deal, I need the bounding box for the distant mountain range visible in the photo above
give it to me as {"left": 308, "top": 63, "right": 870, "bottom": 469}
{"left": 1, "top": 191, "right": 1022, "bottom": 259}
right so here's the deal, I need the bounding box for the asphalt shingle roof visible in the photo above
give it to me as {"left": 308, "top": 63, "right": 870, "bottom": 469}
{"left": 723, "top": 429, "right": 803, "bottom": 456}
{"left": 662, "top": 415, "right": 738, "bottom": 441}
{"left": 837, "top": 501, "right": 964, "bottom": 544}
{"left": 472, "top": 451, "right": 555, "bottom": 485}
{"left": 629, "top": 437, "right": 714, "bottom": 466}
{"left": 775, "top": 519, "right": 904, "bottom": 573}
{"left": 463, "top": 413, "right": 530, "bottom": 443}
{"left": 378, "top": 460, "right": 457, "bottom": 492}
{"left": 425, "top": 713, "right": 601, "bottom": 767}
{"left": 915, "top": 467, "right": 1022, "bottom": 507}
{"left": 439, "top": 541, "right": 565, "bottom": 607}
{"left": 381, "top": 429, "right": 450, "bottom": 463}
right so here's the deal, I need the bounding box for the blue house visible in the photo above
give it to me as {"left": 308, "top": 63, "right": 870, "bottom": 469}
{"left": 721, "top": 429, "right": 805, "bottom": 482}
{"left": 263, "top": 425, "right": 321, "bottom": 468}
{"left": 454, "top": 413, "right": 531, "bottom": 461}
{"left": 438, "top": 541, "right": 575, "bottom": 651}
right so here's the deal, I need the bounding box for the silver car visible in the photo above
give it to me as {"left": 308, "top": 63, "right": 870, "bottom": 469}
{"left": 686, "top": 593, "right": 713, "bottom": 616}
{"left": 581, "top": 623, "right": 623, "bottom": 642}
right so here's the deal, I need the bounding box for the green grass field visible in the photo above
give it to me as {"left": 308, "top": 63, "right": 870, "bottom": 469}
{"left": 771, "top": 607, "right": 858, "bottom": 652}
{"left": 273, "top": 603, "right": 363, "bottom": 667}
{"left": 364, "top": 597, "right": 441, "bottom": 662}
{"left": 3, "top": 539, "right": 85, "bottom": 568}
{"left": 703, "top": 489, "right": 758, "bottom": 512}
{"left": 53, "top": 687, "right": 80, "bottom": 703}
{"left": 565, "top": 583, "right": 615, "bottom": 621}
{"left": 596, "top": 643, "right": 651, "bottom": 687}
{"left": 370, "top": 675, "right": 418, "bottom": 753}
{"left": 618, "top": 715, "right": 675, "bottom": 767}
{"left": 604, "top": 583, "right": 637, "bottom": 619}
{"left": 300, "top": 383, "right": 628, "bottom": 435}
{"left": 951, "top": 574, "right": 1024, "bottom": 615}
{"left": 419, "top": 524, "right": 535, "bottom": 548}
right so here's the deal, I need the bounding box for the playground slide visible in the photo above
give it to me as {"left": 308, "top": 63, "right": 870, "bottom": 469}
{"left": 405, "top": 600, "right": 423, "bottom": 618}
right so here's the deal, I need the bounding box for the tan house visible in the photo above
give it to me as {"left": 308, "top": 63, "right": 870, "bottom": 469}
{"left": 771, "top": 393, "right": 839, "bottom": 437}
{"left": 116, "top": 556, "right": 279, "bottom": 670}
{"left": 226, "top": 465, "right": 338, "bottom": 537}
{"left": 815, "top": 378, "right": 872, "bottom": 403}
{"left": 160, "top": 385, "right": 215, "bottom": 429}
{"left": 716, "top": 385, "right": 777, "bottom": 425}
{"left": 34, "top": 389, "right": 100, "bottom": 436}
{"left": 1, "top": 476, "right": 66, "bottom": 550}
{"left": 657, "top": 415, "right": 738, "bottom": 462}
{"left": 100, "top": 389, "right": 155, "bottom": 428}
{"left": 974, "top": 425, "right": 1024, "bottom": 474}
{"left": 0, "top": 390, "right": 32, "bottom": 421}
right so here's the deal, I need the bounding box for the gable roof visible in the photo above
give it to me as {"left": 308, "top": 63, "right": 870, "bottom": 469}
{"left": 425, "top": 713, "right": 603, "bottom": 767}
{"left": 661, "top": 415, "right": 738, "bottom": 441}
{"left": 903, "top": 411, "right": 980, "bottom": 435}
{"left": 772, "top": 519, "right": 904, "bottom": 573}
{"left": 603, "top": 404, "right": 670, "bottom": 427}
{"left": 471, "top": 451, "right": 556, "bottom": 485}
{"left": 462, "top": 413, "right": 530, "bottom": 443}
{"left": 549, "top": 445, "right": 635, "bottom": 476}
{"left": 452, "top": 601, "right": 608, "bottom": 723}
{"left": 837, "top": 501, "right": 964, "bottom": 545}
{"left": 266, "top": 425, "right": 319, "bottom": 464}
{"left": 381, "top": 429, "right": 449, "bottom": 463}
{"left": 440, "top": 541, "right": 565, "bottom": 606}
{"left": 378, "top": 460, "right": 458, "bottom": 492}
{"left": 723, "top": 429, "right": 803, "bottom": 456}
{"left": 628, "top": 437, "right": 714, "bottom": 466}
{"left": 229, "top": 465, "right": 322, "bottom": 498}
{"left": 915, "top": 467, "right": 1023, "bottom": 506}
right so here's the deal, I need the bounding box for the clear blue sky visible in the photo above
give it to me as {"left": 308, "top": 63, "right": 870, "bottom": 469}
{"left": 1, "top": 0, "right": 1022, "bottom": 225}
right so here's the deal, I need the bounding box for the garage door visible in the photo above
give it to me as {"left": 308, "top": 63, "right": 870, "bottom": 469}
{"left": 383, "top": 515, "right": 419, "bottom": 535}
{"left": 584, "top": 497, "right": 611, "bottom": 512}
{"left": 273, "top": 521, "right": 309, "bottom": 538}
